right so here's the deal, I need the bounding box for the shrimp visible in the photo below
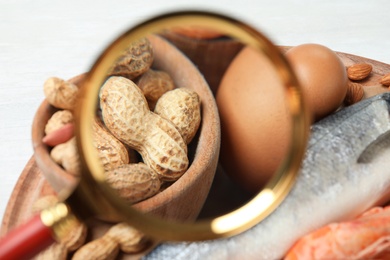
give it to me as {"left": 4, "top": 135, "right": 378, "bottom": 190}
{"left": 284, "top": 206, "right": 390, "bottom": 260}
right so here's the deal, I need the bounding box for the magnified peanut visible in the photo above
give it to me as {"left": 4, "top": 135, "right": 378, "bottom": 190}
{"left": 108, "top": 37, "right": 153, "bottom": 80}
{"left": 44, "top": 110, "right": 73, "bottom": 135}
{"left": 155, "top": 88, "right": 201, "bottom": 144}
{"left": 43, "top": 77, "right": 79, "bottom": 110}
{"left": 48, "top": 119, "right": 134, "bottom": 175}
{"left": 105, "top": 163, "right": 161, "bottom": 204}
{"left": 107, "top": 222, "right": 150, "bottom": 254}
{"left": 51, "top": 137, "right": 81, "bottom": 176}
{"left": 137, "top": 69, "right": 176, "bottom": 110}
{"left": 93, "top": 119, "right": 130, "bottom": 171}
{"left": 100, "top": 76, "right": 188, "bottom": 181}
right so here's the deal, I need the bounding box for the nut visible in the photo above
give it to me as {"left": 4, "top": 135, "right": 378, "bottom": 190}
{"left": 105, "top": 163, "right": 161, "bottom": 204}
{"left": 137, "top": 69, "right": 176, "bottom": 110}
{"left": 49, "top": 119, "right": 132, "bottom": 175}
{"left": 108, "top": 37, "right": 153, "bottom": 80}
{"left": 155, "top": 88, "right": 201, "bottom": 144}
{"left": 50, "top": 137, "right": 81, "bottom": 176}
{"left": 32, "top": 195, "right": 87, "bottom": 256}
{"left": 44, "top": 110, "right": 73, "bottom": 135}
{"left": 73, "top": 222, "right": 151, "bottom": 259}
{"left": 72, "top": 235, "right": 119, "bottom": 260}
{"left": 43, "top": 123, "right": 74, "bottom": 146}
{"left": 100, "top": 76, "right": 188, "bottom": 181}
{"left": 380, "top": 73, "right": 390, "bottom": 86}
{"left": 347, "top": 63, "right": 372, "bottom": 81}
{"left": 63, "top": 222, "right": 88, "bottom": 252}
{"left": 35, "top": 243, "right": 68, "bottom": 260}
{"left": 43, "top": 77, "right": 79, "bottom": 110}
{"left": 344, "top": 81, "right": 364, "bottom": 106}
{"left": 107, "top": 222, "right": 150, "bottom": 254}
{"left": 93, "top": 119, "right": 130, "bottom": 171}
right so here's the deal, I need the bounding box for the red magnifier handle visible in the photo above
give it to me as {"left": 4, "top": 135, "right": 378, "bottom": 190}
{"left": 0, "top": 214, "right": 54, "bottom": 260}
{"left": 0, "top": 202, "right": 75, "bottom": 260}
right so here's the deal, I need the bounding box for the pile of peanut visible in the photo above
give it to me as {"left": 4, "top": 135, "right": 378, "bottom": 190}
{"left": 39, "top": 37, "right": 202, "bottom": 259}
{"left": 33, "top": 195, "right": 151, "bottom": 260}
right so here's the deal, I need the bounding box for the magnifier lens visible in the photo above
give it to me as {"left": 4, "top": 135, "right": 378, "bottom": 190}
{"left": 90, "top": 32, "right": 221, "bottom": 222}
{"left": 72, "top": 12, "right": 308, "bottom": 242}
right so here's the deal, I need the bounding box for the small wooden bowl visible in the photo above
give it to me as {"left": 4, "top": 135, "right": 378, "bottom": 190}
{"left": 32, "top": 35, "right": 221, "bottom": 222}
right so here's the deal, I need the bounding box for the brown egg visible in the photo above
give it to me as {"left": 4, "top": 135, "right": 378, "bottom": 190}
{"left": 217, "top": 43, "right": 347, "bottom": 193}
{"left": 285, "top": 43, "right": 348, "bottom": 121}
{"left": 216, "top": 46, "right": 291, "bottom": 193}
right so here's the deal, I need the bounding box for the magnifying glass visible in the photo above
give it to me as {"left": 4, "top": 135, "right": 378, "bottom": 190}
{"left": 0, "top": 10, "right": 309, "bottom": 259}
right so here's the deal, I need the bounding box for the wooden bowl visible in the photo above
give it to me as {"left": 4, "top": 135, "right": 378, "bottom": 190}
{"left": 32, "top": 35, "right": 221, "bottom": 222}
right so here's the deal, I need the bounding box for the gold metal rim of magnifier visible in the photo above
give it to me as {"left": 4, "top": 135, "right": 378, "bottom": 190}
{"left": 72, "top": 10, "right": 310, "bottom": 241}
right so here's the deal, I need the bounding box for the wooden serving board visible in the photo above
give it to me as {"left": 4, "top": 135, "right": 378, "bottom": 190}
{"left": 1, "top": 45, "right": 390, "bottom": 259}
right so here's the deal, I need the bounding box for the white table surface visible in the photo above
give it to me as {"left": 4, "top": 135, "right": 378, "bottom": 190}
{"left": 1, "top": 0, "right": 390, "bottom": 228}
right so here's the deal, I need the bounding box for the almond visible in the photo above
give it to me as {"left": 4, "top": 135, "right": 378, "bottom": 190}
{"left": 380, "top": 73, "right": 390, "bottom": 86}
{"left": 344, "top": 81, "right": 364, "bottom": 106}
{"left": 43, "top": 123, "right": 74, "bottom": 146}
{"left": 347, "top": 63, "right": 372, "bottom": 81}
